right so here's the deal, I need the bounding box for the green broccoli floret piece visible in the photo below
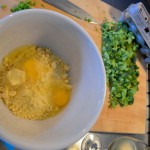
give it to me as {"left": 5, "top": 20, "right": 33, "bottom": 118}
{"left": 102, "top": 22, "right": 139, "bottom": 108}
{"left": 11, "top": 0, "right": 36, "bottom": 12}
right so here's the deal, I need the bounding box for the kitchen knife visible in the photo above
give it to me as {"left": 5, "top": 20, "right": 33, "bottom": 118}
{"left": 43, "top": 0, "right": 98, "bottom": 24}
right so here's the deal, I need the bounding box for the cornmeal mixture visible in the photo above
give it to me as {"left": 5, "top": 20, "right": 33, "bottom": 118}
{"left": 0, "top": 45, "right": 72, "bottom": 120}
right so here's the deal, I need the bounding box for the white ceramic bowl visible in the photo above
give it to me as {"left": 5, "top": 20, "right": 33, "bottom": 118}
{"left": 0, "top": 9, "right": 106, "bottom": 150}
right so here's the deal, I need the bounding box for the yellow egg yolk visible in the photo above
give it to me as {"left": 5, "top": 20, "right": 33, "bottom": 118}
{"left": 23, "top": 59, "right": 39, "bottom": 80}
{"left": 53, "top": 88, "right": 69, "bottom": 107}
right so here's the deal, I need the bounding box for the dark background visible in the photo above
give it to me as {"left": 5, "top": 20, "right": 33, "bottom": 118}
{"left": 102, "top": 0, "right": 150, "bottom": 13}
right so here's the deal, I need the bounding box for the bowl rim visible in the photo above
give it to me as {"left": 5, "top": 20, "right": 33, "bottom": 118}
{"left": 0, "top": 8, "right": 106, "bottom": 150}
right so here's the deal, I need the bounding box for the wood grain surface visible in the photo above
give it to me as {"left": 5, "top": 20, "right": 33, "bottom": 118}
{"left": 0, "top": 0, "right": 147, "bottom": 133}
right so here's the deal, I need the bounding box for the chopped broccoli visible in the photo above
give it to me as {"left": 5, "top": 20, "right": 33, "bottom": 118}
{"left": 1, "top": 4, "right": 7, "bottom": 10}
{"left": 11, "top": 0, "right": 36, "bottom": 12}
{"left": 41, "top": 3, "right": 45, "bottom": 8}
{"left": 84, "top": 17, "right": 92, "bottom": 23}
{"left": 102, "top": 22, "right": 139, "bottom": 108}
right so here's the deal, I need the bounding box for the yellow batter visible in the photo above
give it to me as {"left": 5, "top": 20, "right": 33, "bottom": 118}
{"left": 0, "top": 45, "right": 72, "bottom": 120}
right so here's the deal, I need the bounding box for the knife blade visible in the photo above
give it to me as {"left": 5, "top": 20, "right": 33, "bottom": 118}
{"left": 43, "top": 0, "right": 98, "bottom": 24}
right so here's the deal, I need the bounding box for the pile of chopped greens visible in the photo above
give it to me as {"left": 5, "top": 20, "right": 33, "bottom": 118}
{"left": 11, "top": 0, "right": 36, "bottom": 12}
{"left": 102, "top": 22, "right": 139, "bottom": 108}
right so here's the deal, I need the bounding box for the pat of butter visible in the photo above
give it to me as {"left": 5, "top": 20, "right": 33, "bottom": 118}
{"left": 110, "top": 138, "right": 136, "bottom": 150}
{"left": 118, "top": 142, "right": 134, "bottom": 150}
{"left": 7, "top": 68, "right": 26, "bottom": 86}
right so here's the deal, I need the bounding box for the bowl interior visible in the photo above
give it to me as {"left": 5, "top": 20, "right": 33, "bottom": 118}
{"left": 0, "top": 9, "right": 105, "bottom": 150}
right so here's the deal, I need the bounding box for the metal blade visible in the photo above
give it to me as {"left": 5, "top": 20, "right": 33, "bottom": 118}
{"left": 43, "top": 0, "right": 97, "bottom": 24}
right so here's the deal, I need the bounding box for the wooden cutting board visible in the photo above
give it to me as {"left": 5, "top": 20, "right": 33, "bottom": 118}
{"left": 0, "top": 0, "right": 147, "bottom": 134}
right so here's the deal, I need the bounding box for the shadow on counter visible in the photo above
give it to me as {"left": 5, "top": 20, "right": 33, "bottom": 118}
{"left": 101, "top": 0, "right": 150, "bottom": 13}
